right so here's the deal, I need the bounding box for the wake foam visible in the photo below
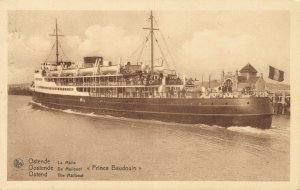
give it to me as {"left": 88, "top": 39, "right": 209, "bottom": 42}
{"left": 227, "top": 126, "right": 266, "bottom": 134}
{"left": 16, "top": 104, "right": 33, "bottom": 111}
{"left": 30, "top": 101, "right": 51, "bottom": 109}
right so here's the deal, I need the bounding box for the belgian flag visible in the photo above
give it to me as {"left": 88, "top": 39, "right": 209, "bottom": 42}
{"left": 268, "top": 66, "right": 284, "bottom": 82}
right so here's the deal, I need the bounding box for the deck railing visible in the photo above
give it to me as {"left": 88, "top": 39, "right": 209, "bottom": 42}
{"left": 54, "top": 80, "right": 164, "bottom": 87}
{"left": 88, "top": 90, "right": 274, "bottom": 99}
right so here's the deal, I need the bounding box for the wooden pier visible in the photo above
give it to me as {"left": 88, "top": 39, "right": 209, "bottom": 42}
{"left": 8, "top": 83, "right": 32, "bottom": 96}
{"left": 268, "top": 91, "right": 290, "bottom": 115}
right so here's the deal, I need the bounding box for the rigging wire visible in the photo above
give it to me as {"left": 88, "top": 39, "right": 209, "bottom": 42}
{"left": 126, "top": 32, "right": 150, "bottom": 63}
{"left": 154, "top": 33, "right": 169, "bottom": 68}
{"left": 43, "top": 43, "right": 56, "bottom": 63}
{"left": 136, "top": 57, "right": 163, "bottom": 63}
{"left": 136, "top": 32, "right": 150, "bottom": 63}
{"left": 153, "top": 17, "right": 177, "bottom": 70}
{"left": 10, "top": 53, "right": 47, "bottom": 64}
{"left": 59, "top": 43, "right": 71, "bottom": 62}
{"left": 22, "top": 42, "right": 46, "bottom": 53}
{"left": 11, "top": 34, "right": 53, "bottom": 54}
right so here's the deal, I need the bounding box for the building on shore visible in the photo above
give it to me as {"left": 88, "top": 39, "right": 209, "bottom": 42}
{"left": 220, "top": 63, "right": 266, "bottom": 93}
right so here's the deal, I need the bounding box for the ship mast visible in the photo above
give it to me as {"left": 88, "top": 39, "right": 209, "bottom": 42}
{"left": 143, "top": 11, "right": 159, "bottom": 72}
{"left": 49, "top": 19, "right": 64, "bottom": 65}
{"left": 150, "top": 11, "right": 154, "bottom": 72}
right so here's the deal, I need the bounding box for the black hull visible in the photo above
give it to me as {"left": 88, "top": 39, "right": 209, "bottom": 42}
{"left": 32, "top": 92, "right": 273, "bottom": 129}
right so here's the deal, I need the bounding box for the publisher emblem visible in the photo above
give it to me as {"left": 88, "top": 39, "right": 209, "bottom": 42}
{"left": 14, "top": 159, "right": 24, "bottom": 168}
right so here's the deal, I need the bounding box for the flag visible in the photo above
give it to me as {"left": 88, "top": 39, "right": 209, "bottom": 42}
{"left": 268, "top": 66, "right": 284, "bottom": 82}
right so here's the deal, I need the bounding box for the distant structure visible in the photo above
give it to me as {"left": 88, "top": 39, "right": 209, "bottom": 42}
{"left": 8, "top": 83, "right": 32, "bottom": 96}
{"left": 221, "top": 63, "right": 265, "bottom": 92}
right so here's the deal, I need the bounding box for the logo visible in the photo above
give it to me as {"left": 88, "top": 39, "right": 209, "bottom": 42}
{"left": 14, "top": 158, "right": 24, "bottom": 168}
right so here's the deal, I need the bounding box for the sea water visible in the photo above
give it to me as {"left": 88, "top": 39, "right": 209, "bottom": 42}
{"left": 7, "top": 95, "right": 289, "bottom": 180}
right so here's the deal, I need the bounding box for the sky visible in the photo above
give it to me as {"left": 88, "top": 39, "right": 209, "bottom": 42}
{"left": 8, "top": 10, "right": 290, "bottom": 84}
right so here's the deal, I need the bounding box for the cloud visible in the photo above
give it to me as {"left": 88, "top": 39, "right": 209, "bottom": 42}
{"left": 176, "top": 30, "right": 289, "bottom": 83}
{"left": 8, "top": 24, "right": 142, "bottom": 83}
{"left": 8, "top": 24, "right": 289, "bottom": 84}
{"left": 8, "top": 33, "right": 51, "bottom": 83}
{"left": 63, "top": 25, "right": 141, "bottom": 62}
{"left": 176, "top": 30, "right": 252, "bottom": 79}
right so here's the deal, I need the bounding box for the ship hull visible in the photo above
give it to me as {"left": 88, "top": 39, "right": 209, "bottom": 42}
{"left": 32, "top": 92, "right": 273, "bottom": 129}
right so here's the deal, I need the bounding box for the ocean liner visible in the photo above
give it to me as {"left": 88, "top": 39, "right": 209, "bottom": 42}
{"left": 31, "top": 12, "right": 273, "bottom": 129}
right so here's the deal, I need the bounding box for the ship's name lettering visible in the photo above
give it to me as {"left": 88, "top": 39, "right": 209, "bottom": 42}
{"left": 92, "top": 165, "right": 109, "bottom": 170}
{"left": 89, "top": 165, "right": 138, "bottom": 171}
{"left": 111, "top": 165, "right": 137, "bottom": 171}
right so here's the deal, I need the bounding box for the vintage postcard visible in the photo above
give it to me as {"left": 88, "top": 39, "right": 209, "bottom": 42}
{"left": 1, "top": 0, "right": 300, "bottom": 189}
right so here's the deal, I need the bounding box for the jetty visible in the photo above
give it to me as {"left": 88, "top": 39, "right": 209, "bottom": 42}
{"left": 269, "top": 90, "right": 290, "bottom": 115}
{"left": 8, "top": 83, "right": 32, "bottom": 96}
